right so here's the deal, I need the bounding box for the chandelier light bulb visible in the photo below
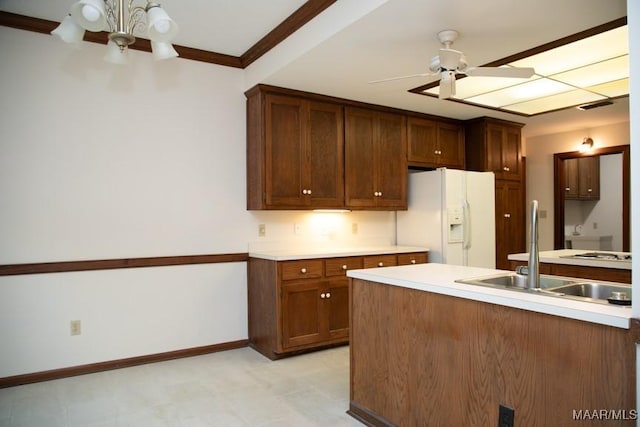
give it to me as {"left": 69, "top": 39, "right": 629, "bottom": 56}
{"left": 153, "top": 20, "right": 171, "bottom": 34}
{"left": 81, "top": 4, "right": 100, "bottom": 22}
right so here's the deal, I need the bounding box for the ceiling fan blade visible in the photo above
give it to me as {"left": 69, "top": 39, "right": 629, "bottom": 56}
{"left": 465, "top": 66, "right": 535, "bottom": 78}
{"left": 368, "top": 72, "right": 431, "bottom": 84}
{"left": 438, "top": 48, "right": 463, "bottom": 70}
{"left": 439, "top": 71, "right": 456, "bottom": 99}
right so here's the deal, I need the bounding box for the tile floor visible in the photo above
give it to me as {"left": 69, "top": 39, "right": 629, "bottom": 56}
{"left": 0, "top": 345, "right": 362, "bottom": 427}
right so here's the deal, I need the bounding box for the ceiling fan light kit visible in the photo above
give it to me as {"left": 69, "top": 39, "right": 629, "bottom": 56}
{"left": 51, "top": 0, "right": 179, "bottom": 64}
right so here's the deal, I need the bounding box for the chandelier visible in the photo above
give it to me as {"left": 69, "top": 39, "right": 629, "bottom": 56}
{"left": 51, "top": 0, "right": 179, "bottom": 64}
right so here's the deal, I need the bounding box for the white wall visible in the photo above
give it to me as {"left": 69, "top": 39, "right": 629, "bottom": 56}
{"left": 0, "top": 27, "right": 397, "bottom": 377}
{"left": 523, "top": 122, "right": 630, "bottom": 250}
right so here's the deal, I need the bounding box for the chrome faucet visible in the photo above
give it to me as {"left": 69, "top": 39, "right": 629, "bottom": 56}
{"left": 527, "top": 200, "right": 540, "bottom": 289}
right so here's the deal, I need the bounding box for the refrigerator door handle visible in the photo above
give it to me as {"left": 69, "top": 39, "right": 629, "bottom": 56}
{"left": 463, "top": 199, "right": 471, "bottom": 250}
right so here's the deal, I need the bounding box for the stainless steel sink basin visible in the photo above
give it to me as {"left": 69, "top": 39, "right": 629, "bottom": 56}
{"left": 549, "top": 282, "right": 632, "bottom": 301}
{"left": 455, "top": 273, "right": 632, "bottom": 305}
{"left": 455, "top": 273, "right": 575, "bottom": 290}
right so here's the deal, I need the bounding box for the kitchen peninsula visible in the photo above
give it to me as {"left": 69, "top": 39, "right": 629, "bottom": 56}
{"left": 347, "top": 263, "right": 638, "bottom": 426}
{"left": 509, "top": 249, "right": 631, "bottom": 283}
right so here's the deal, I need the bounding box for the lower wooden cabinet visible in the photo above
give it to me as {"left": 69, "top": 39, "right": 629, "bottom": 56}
{"left": 248, "top": 251, "right": 428, "bottom": 359}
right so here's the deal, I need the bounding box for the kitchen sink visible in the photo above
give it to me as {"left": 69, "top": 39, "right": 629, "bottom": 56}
{"left": 455, "top": 273, "right": 575, "bottom": 290}
{"left": 455, "top": 273, "right": 632, "bottom": 305}
{"left": 549, "top": 282, "right": 632, "bottom": 301}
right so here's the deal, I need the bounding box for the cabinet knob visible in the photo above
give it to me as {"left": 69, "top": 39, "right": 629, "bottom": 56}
{"left": 300, "top": 268, "right": 307, "bottom": 274}
{"left": 302, "top": 189, "right": 312, "bottom": 195}
{"left": 503, "top": 166, "right": 510, "bottom": 172}
{"left": 326, "top": 292, "right": 331, "bottom": 298}
{"left": 565, "top": 187, "right": 571, "bottom": 191}
{"left": 378, "top": 261, "right": 384, "bottom": 267}
{"left": 320, "top": 293, "right": 326, "bottom": 299}
{"left": 504, "top": 213, "right": 511, "bottom": 218}
{"left": 588, "top": 188, "right": 592, "bottom": 192}
{"left": 342, "top": 264, "right": 348, "bottom": 270}
{"left": 411, "top": 259, "right": 416, "bottom": 264}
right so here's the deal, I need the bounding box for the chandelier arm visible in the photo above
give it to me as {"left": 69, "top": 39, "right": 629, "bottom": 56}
{"left": 128, "top": 5, "right": 147, "bottom": 35}
{"left": 104, "top": 0, "right": 117, "bottom": 32}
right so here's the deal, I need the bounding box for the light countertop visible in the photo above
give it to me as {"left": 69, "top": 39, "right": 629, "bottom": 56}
{"left": 347, "top": 263, "right": 632, "bottom": 329}
{"left": 508, "top": 249, "right": 631, "bottom": 270}
{"left": 249, "top": 245, "right": 429, "bottom": 261}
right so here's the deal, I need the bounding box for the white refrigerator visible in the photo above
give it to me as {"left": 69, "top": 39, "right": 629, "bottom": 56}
{"left": 397, "top": 168, "right": 496, "bottom": 268}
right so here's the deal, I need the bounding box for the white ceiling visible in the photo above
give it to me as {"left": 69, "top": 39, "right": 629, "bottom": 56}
{"left": 0, "top": 0, "right": 629, "bottom": 138}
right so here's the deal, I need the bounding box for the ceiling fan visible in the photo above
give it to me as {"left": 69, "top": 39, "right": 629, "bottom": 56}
{"left": 369, "top": 30, "right": 535, "bottom": 99}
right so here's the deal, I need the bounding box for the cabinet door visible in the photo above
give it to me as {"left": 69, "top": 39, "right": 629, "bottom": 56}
{"left": 501, "top": 126, "right": 522, "bottom": 179}
{"left": 578, "top": 156, "right": 600, "bottom": 199}
{"left": 564, "top": 158, "right": 579, "bottom": 199}
{"left": 486, "top": 123, "right": 521, "bottom": 181}
{"left": 407, "top": 117, "right": 438, "bottom": 165}
{"left": 308, "top": 102, "right": 345, "bottom": 208}
{"left": 486, "top": 124, "right": 505, "bottom": 176}
{"left": 436, "top": 123, "right": 465, "bottom": 169}
{"left": 325, "top": 278, "right": 349, "bottom": 340}
{"left": 376, "top": 111, "right": 407, "bottom": 208}
{"left": 265, "top": 95, "right": 308, "bottom": 207}
{"left": 281, "top": 281, "right": 324, "bottom": 349}
{"left": 345, "top": 107, "right": 377, "bottom": 208}
{"left": 495, "top": 180, "right": 525, "bottom": 270}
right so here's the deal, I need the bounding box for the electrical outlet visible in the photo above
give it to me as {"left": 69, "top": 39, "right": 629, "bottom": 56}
{"left": 498, "top": 404, "right": 514, "bottom": 427}
{"left": 70, "top": 320, "right": 81, "bottom": 336}
{"left": 352, "top": 223, "right": 358, "bottom": 234}
{"left": 258, "top": 224, "right": 266, "bottom": 237}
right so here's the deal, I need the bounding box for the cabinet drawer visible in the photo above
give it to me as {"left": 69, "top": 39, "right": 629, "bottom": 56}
{"left": 363, "top": 254, "right": 397, "bottom": 269}
{"left": 397, "top": 252, "right": 429, "bottom": 265}
{"left": 325, "top": 257, "right": 364, "bottom": 277}
{"left": 281, "top": 260, "right": 323, "bottom": 281}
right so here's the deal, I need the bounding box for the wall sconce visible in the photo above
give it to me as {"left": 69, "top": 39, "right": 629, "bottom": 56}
{"left": 579, "top": 137, "right": 594, "bottom": 153}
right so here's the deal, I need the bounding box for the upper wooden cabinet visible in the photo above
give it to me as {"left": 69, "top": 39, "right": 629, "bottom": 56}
{"left": 565, "top": 156, "right": 600, "bottom": 200}
{"left": 465, "top": 118, "right": 524, "bottom": 181}
{"left": 246, "top": 90, "right": 344, "bottom": 210}
{"left": 345, "top": 107, "right": 407, "bottom": 209}
{"left": 407, "top": 117, "right": 465, "bottom": 169}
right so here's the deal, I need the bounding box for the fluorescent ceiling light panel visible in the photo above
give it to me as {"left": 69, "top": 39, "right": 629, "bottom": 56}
{"left": 586, "top": 78, "right": 629, "bottom": 97}
{"left": 551, "top": 55, "right": 628, "bottom": 87}
{"left": 466, "top": 78, "right": 573, "bottom": 107}
{"left": 504, "top": 89, "right": 606, "bottom": 115}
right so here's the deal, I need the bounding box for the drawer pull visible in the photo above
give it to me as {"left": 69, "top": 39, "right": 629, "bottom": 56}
{"left": 504, "top": 213, "right": 511, "bottom": 218}
{"left": 342, "top": 264, "right": 348, "bottom": 270}
{"left": 378, "top": 262, "right": 384, "bottom": 267}
{"left": 503, "top": 166, "right": 510, "bottom": 172}
{"left": 320, "top": 293, "right": 326, "bottom": 299}
{"left": 411, "top": 259, "right": 416, "bottom": 264}
{"left": 565, "top": 187, "right": 571, "bottom": 191}
{"left": 326, "top": 292, "right": 331, "bottom": 298}
{"left": 300, "top": 268, "right": 307, "bottom": 274}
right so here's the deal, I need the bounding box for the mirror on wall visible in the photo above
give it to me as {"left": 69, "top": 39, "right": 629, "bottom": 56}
{"left": 553, "top": 145, "right": 630, "bottom": 252}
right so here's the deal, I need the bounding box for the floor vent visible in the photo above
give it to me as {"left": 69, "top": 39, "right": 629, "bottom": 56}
{"left": 577, "top": 100, "right": 614, "bottom": 110}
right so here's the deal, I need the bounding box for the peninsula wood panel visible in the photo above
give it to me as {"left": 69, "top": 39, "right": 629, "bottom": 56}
{"left": 349, "top": 278, "right": 638, "bottom": 426}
